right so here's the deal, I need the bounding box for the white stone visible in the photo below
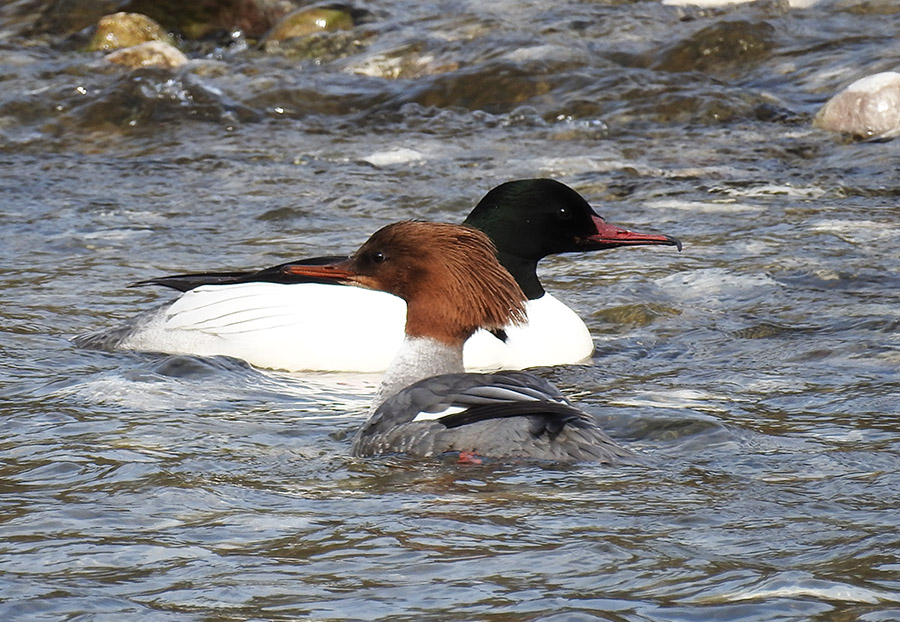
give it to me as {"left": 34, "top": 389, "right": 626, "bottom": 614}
{"left": 814, "top": 71, "right": 900, "bottom": 138}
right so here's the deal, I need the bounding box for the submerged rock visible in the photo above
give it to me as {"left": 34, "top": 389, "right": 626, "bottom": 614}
{"left": 86, "top": 12, "right": 174, "bottom": 52}
{"left": 346, "top": 44, "right": 459, "bottom": 80}
{"left": 831, "top": 0, "right": 900, "bottom": 14}
{"left": 655, "top": 20, "right": 776, "bottom": 74}
{"left": 264, "top": 30, "right": 364, "bottom": 61}
{"left": 662, "top": 0, "right": 818, "bottom": 6}
{"left": 64, "top": 71, "right": 261, "bottom": 129}
{"left": 121, "top": 0, "right": 294, "bottom": 39}
{"left": 31, "top": 0, "right": 294, "bottom": 39}
{"left": 105, "top": 41, "right": 188, "bottom": 70}
{"left": 29, "top": 0, "right": 120, "bottom": 35}
{"left": 814, "top": 72, "right": 900, "bottom": 139}
{"left": 404, "top": 62, "right": 560, "bottom": 114}
{"left": 261, "top": 7, "right": 359, "bottom": 58}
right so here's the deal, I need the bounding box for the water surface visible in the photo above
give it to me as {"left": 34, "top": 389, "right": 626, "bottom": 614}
{"left": 2, "top": 0, "right": 900, "bottom": 620}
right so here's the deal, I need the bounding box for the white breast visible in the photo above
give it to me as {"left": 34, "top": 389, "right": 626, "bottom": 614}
{"left": 463, "top": 293, "right": 594, "bottom": 370}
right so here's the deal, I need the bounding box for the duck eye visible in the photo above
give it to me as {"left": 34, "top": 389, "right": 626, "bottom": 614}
{"left": 371, "top": 251, "right": 385, "bottom": 264}
{"left": 557, "top": 206, "right": 571, "bottom": 220}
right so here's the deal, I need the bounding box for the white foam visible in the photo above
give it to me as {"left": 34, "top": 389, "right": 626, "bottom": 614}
{"left": 55, "top": 375, "right": 205, "bottom": 411}
{"left": 643, "top": 198, "right": 765, "bottom": 213}
{"left": 663, "top": 0, "right": 818, "bottom": 5}
{"left": 524, "top": 156, "right": 649, "bottom": 176}
{"left": 662, "top": 0, "right": 755, "bottom": 5}
{"left": 718, "top": 576, "right": 900, "bottom": 605}
{"left": 360, "top": 148, "right": 424, "bottom": 166}
{"left": 612, "top": 389, "right": 733, "bottom": 413}
{"left": 655, "top": 268, "right": 780, "bottom": 308}
{"left": 707, "top": 184, "right": 827, "bottom": 199}
{"left": 810, "top": 219, "right": 899, "bottom": 245}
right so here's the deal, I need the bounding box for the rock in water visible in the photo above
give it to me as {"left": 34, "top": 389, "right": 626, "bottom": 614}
{"left": 86, "top": 12, "right": 173, "bottom": 52}
{"left": 814, "top": 72, "right": 900, "bottom": 139}
{"left": 263, "top": 7, "right": 353, "bottom": 43}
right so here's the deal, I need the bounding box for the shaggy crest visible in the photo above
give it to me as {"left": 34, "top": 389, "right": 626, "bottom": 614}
{"left": 348, "top": 221, "right": 528, "bottom": 345}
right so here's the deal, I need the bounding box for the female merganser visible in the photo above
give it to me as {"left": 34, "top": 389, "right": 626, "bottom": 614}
{"left": 75, "top": 179, "right": 680, "bottom": 372}
{"left": 284, "top": 221, "right": 638, "bottom": 463}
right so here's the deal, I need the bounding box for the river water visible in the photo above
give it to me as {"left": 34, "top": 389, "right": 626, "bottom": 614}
{"left": 2, "top": 0, "right": 900, "bottom": 620}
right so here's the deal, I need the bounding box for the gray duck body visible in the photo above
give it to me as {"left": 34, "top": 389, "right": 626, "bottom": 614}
{"left": 353, "top": 370, "right": 638, "bottom": 464}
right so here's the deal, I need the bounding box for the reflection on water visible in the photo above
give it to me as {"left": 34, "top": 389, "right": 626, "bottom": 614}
{"left": 2, "top": 0, "right": 900, "bottom": 620}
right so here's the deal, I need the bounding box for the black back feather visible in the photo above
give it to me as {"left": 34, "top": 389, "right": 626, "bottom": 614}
{"left": 131, "top": 256, "right": 349, "bottom": 291}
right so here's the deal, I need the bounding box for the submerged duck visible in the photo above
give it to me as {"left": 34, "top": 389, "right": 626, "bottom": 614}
{"left": 285, "top": 221, "right": 640, "bottom": 463}
{"left": 75, "top": 179, "right": 680, "bottom": 372}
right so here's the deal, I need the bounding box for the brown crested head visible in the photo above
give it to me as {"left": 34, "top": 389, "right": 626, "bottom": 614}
{"left": 342, "top": 221, "right": 527, "bottom": 346}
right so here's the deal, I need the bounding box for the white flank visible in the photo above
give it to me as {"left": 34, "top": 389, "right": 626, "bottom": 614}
{"left": 117, "top": 287, "right": 593, "bottom": 373}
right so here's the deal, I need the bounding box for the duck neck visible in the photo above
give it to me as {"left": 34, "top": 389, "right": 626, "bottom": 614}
{"left": 370, "top": 335, "right": 464, "bottom": 414}
{"left": 497, "top": 251, "right": 544, "bottom": 299}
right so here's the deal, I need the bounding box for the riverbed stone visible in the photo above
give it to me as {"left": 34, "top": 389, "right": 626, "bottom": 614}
{"left": 264, "top": 7, "right": 354, "bottom": 42}
{"left": 16, "top": 0, "right": 292, "bottom": 40}
{"left": 265, "top": 30, "right": 365, "bottom": 61}
{"left": 655, "top": 20, "right": 776, "bottom": 73}
{"left": 404, "top": 61, "right": 559, "bottom": 113}
{"left": 260, "top": 7, "right": 358, "bottom": 57}
{"left": 832, "top": 0, "right": 900, "bottom": 14}
{"left": 86, "top": 12, "right": 174, "bottom": 52}
{"left": 28, "top": 0, "right": 119, "bottom": 35}
{"left": 105, "top": 41, "right": 188, "bottom": 70}
{"left": 813, "top": 71, "right": 900, "bottom": 139}
{"left": 120, "top": 0, "right": 295, "bottom": 39}
{"left": 662, "top": 0, "right": 818, "bottom": 6}
{"left": 346, "top": 44, "right": 459, "bottom": 79}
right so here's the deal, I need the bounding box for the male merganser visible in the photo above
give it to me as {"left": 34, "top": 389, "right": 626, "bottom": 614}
{"left": 75, "top": 179, "right": 680, "bottom": 372}
{"left": 284, "top": 221, "right": 638, "bottom": 463}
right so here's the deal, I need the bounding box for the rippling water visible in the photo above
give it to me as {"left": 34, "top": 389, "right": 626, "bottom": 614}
{"left": 2, "top": 0, "right": 900, "bottom": 620}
